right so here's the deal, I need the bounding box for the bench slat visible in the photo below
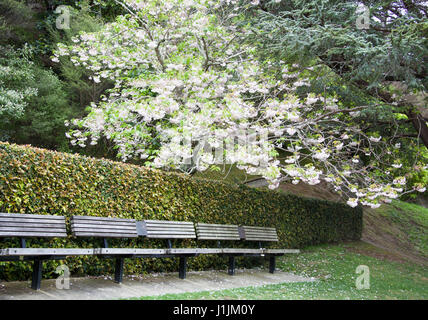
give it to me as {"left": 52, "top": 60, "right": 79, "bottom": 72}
{"left": 195, "top": 223, "right": 240, "bottom": 241}
{"left": 144, "top": 225, "right": 195, "bottom": 230}
{"left": 196, "top": 227, "right": 238, "bottom": 231}
{"left": 71, "top": 216, "right": 138, "bottom": 238}
{"left": 241, "top": 226, "right": 276, "bottom": 231}
{"left": 71, "top": 232, "right": 137, "bottom": 238}
{"left": 240, "top": 226, "right": 279, "bottom": 242}
{"left": 0, "top": 217, "right": 65, "bottom": 224}
{"left": 145, "top": 220, "right": 193, "bottom": 225}
{"left": 146, "top": 234, "right": 196, "bottom": 239}
{"left": 146, "top": 230, "right": 196, "bottom": 234}
{"left": 245, "top": 233, "right": 278, "bottom": 237}
{"left": 0, "top": 227, "right": 66, "bottom": 232}
{"left": 166, "top": 248, "right": 200, "bottom": 254}
{"left": 143, "top": 220, "right": 196, "bottom": 239}
{"left": 72, "top": 224, "right": 136, "bottom": 231}
{"left": 263, "top": 249, "right": 300, "bottom": 254}
{"left": 146, "top": 229, "right": 195, "bottom": 234}
{"left": 70, "top": 220, "right": 136, "bottom": 226}
{"left": 0, "top": 222, "right": 67, "bottom": 228}
{"left": 0, "top": 232, "right": 67, "bottom": 237}
{"left": 94, "top": 248, "right": 167, "bottom": 255}
{"left": 72, "top": 228, "right": 137, "bottom": 235}
{"left": 196, "top": 228, "right": 239, "bottom": 232}
{"left": 196, "top": 230, "right": 240, "bottom": 234}
{"left": 72, "top": 216, "right": 135, "bottom": 222}
{"left": 197, "top": 234, "right": 240, "bottom": 239}
{"left": 0, "top": 213, "right": 67, "bottom": 237}
{"left": 196, "top": 223, "right": 237, "bottom": 228}
{"left": 0, "top": 213, "right": 64, "bottom": 219}
{"left": 222, "top": 248, "right": 264, "bottom": 254}
{"left": 196, "top": 236, "right": 240, "bottom": 240}
{"left": 0, "top": 248, "right": 94, "bottom": 256}
{"left": 245, "top": 235, "right": 278, "bottom": 240}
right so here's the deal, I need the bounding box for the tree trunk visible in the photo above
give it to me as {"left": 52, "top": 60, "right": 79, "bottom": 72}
{"left": 407, "top": 110, "right": 428, "bottom": 149}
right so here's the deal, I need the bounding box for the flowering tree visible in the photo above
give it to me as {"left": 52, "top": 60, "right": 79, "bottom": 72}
{"left": 53, "top": 0, "right": 426, "bottom": 208}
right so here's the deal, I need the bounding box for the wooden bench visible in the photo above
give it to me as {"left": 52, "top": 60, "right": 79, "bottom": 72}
{"left": 194, "top": 223, "right": 300, "bottom": 275}
{"left": 1, "top": 213, "right": 300, "bottom": 289}
{"left": 137, "top": 219, "right": 199, "bottom": 279}
{"left": 195, "top": 222, "right": 269, "bottom": 275}
{"left": 0, "top": 213, "right": 93, "bottom": 289}
{"left": 71, "top": 215, "right": 140, "bottom": 284}
{"left": 239, "top": 225, "right": 300, "bottom": 273}
{"left": 71, "top": 217, "right": 200, "bottom": 282}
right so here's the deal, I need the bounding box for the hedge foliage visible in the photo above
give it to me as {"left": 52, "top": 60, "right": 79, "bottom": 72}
{"left": 0, "top": 142, "right": 362, "bottom": 281}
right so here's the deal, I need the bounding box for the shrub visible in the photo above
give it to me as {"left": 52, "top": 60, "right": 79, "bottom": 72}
{"left": 0, "top": 142, "right": 362, "bottom": 280}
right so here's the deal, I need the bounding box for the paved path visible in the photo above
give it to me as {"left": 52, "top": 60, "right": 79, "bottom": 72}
{"left": 0, "top": 269, "right": 314, "bottom": 300}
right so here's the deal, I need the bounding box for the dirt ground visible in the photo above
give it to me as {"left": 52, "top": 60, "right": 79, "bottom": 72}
{"left": 277, "top": 182, "right": 428, "bottom": 266}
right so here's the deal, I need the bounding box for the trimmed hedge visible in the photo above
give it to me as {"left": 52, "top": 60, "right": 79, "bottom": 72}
{"left": 0, "top": 142, "right": 362, "bottom": 281}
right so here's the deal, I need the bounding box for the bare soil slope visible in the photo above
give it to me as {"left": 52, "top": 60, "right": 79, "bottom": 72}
{"left": 195, "top": 169, "right": 427, "bottom": 266}
{"left": 276, "top": 182, "right": 428, "bottom": 266}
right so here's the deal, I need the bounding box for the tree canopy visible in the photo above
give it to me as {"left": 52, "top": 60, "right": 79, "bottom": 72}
{"left": 53, "top": 0, "right": 427, "bottom": 207}
{"left": 247, "top": 0, "right": 427, "bottom": 147}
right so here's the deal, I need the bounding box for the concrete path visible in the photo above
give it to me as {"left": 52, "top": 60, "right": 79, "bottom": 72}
{"left": 0, "top": 269, "right": 315, "bottom": 300}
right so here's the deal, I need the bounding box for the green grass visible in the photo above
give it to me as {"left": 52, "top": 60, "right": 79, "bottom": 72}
{"left": 127, "top": 242, "right": 428, "bottom": 300}
{"left": 372, "top": 200, "right": 428, "bottom": 257}
{"left": 189, "top": 170, "right": 428, "bottom": 300}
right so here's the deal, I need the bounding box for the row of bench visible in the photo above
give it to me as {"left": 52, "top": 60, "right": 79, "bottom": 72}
{"left": 0, "top": 213, "right": 299, "bottom": 290}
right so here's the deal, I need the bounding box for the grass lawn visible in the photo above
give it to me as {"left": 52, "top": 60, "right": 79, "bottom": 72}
{"left": 369, "top": 200, "right": 428, "bottom": 258}
{"left": 128, "top": 241, "right": 428, "bottom": 300}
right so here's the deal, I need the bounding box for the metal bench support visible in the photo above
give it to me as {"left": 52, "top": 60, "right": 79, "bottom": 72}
{"left": 31, "top": 259, "right": 43, "bottom": 290}
{"left": 269, "top": 256, "right": 276, "bottom": 274}
{"left": 228, "top": 256, "right": 235, "bottom": 276}
{"left": 114, "top": 258, "right": 124, "bottom": 283}
{"left": 179, "top": 257, "right": 187, "bottom": 279}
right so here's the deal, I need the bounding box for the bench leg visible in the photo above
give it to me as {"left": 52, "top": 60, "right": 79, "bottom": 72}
{"left": 269, "top": 256, "right": 276, "bottom": 274}
{"left": 228, "top": 256, "right": 235, "bottom": 276}
{"left": 179, "top": 257, "right": 187, "bottom": 279}
{"left": 31, "top": 259, "right": 43, "bottom": 290}
{"left": 114, "top": 258, "right": 124, "bottom": 284}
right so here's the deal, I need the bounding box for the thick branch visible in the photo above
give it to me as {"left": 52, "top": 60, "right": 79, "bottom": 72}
{"left": 407, "top": 109, "right": 428, "bottom": 148}
{"left": 312, "top": 105, "right": 370, "bottom": 122}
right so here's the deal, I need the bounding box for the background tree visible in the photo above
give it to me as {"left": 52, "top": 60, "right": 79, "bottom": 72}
{"left": 0, "top": 45, "right": 71, "bottom": 149}
{"left": 242, "top": 0, "right": 427, "bottom": 198}
{"left": 0, "top": 0, "right": 121, "bottom": 155}
{"left": 55, "top": 0, "right": 426, "bottom": 207}
{"left": 246, "top": 0, "right": 427, "bottom": 145}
